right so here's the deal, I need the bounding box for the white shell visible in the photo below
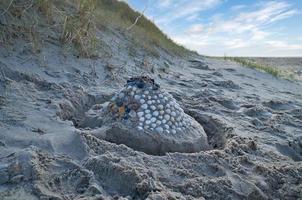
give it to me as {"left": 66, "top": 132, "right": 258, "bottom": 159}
{"left": 164, "top": 114, "right": 170, "bottom": 121}
{"left": 134, "top": 95, "right": 140, "bottom": 100}
{"left": 155, "top": 127, "right": 163, "bottom": 133}
{"left": 151, "top": 117, "right": 156, "bottom": 122}
{"left": 153, "top": 111, "right": 159, "bottom": 116}
{"left": 137, "top": 112, "right": 144, "bottom": 117}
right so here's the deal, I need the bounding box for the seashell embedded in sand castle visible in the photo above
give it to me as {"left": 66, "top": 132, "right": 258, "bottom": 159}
{"left": 99, "top": 76, "right": 209, "bottom": 155}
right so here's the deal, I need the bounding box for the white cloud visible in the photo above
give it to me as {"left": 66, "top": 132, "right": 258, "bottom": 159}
{"left": 153, "top": 0, "right": 223, "bottom": 26}
{"left": 266, "top": 41, "right": 302, "bottom": 50}
{"left": 169, "top": 1, "right": 301, "bottom": 56}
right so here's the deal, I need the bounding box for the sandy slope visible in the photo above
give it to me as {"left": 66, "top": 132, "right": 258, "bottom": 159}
{"left": 0, "top": 36, "right": 302, "bottom": 199}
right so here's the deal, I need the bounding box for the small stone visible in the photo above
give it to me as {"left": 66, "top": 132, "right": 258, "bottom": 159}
{"left": 139, "top": 122, "right": 143, "bottom": 126}
{"left": 171, "top": 129, "right": 176, "bottom": 134}
{"left": 151, "top": 123, "right": 156, "bottom": 128}
{"left": 159, "top": 116, "right": 163, "bottom": 119}
{"left": 142, "top": 94, "right": 146, "bottom": 98}
{"left": 150, "top": 105, "right": 156, "bottom": 110}
{"left": 159, "top": 94, "right": 163, "bottom": 98}
{"left": 157, "top": 100, "right": 161, "bottom": 103}
{"left": 148, "top": 96, "right": 151, "bottom": 100}
{"left": 160, "top": 110, "right": 165, "bottom": 115}
{"left": 111, "top": 95, "right": 117, "bottom": 101}
{"left": 158, "top": 105, "right": 164, "bottom": 110}
{"left": 145, "top": 109, "right": 151, "bottom": 114}
{"left": 165, "top": 130, "right": 170, "bottom": 134}
{"left": 152, "top": 100, "right": 156, "bottom": 103}
{"left": 141, "top": 104, "right": 148, "bottom": 109}
{"left": 153, "top": 95, "right": 158, "bottom": 99}
{"left": 153, "top": 111, "right": 159, "bottom": 116}
{"left": 139, "top": 117, "right": 145, "bottom": 122}
{"left": 168, "top": 121, "right": 172, "bottom": 126}
{"left": 129, "top": 110, "right": 136, "bottom": 118}
{"left": 146, "top": 114, "right": 152, "bottom": 119}
{"left": 119, "top": 93, "right": 125, "bottom": 98}
{"left": 171, "top": 111, "right": 176, "bottom": 117}
{"left": 155, "top": 127, "right": 163, "bottom": 133}
{"left": 164, "top": 114, "right": 170, "bottom": 121}
{"left": 137, "top": 126, "right": 143, "bottom": 130}
{"left": 140, "top": 99, "right": 145, "bottom": 104}
{"left": 171, "top": 117, "right": 175, "bottom": 122}
{"left": 144, "top": 125, "right": 149, "bottom": 129}
{"left": 147, "top": 100, "right": 152, "bottom": 105}
{"left": 156, "top": 120, "right": 161, "bottom": 125}
{"left": 137, "top": 112, "right": 144, "bottom": 117}
{"left": 166, "top": 109, "right": 171, "bottom": 114}
{"left": 130, "top": 91, "right": 134, "bottom": 96}
{"left": 146, "top": 120, "right": 151, "bottom": 125}
{"left": 144, "top": 91, "right": 149, "bottom": 95}
{"left": 162, "top": 119, "right": 167, "bottom": 124}
{"left": 172, "top": 125, "right": 176, "bottom": 129}
{"left": 164, "top": 124, "right": 169, "bottom": 129}
{"left": 151, "top": 117, "right": 156, "bottom": 123}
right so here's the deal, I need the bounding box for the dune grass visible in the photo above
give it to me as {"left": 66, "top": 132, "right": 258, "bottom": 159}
{"left": 0, "top": 0, "right": 190, "bottom": 58}
{"left": 223, "top": 56, "right": 281, "bottom": 77}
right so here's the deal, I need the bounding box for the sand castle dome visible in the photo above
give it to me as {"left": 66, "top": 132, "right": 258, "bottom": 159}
{"left": 101, "top": 76, "right": 209, "bottom": 155}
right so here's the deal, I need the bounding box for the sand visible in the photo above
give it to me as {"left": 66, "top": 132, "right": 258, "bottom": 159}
{"left": 0, "top": 36, "right": 302, "bottom": 199}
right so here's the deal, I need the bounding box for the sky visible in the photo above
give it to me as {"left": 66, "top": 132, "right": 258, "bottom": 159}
{"left": 125, "top": 0, "right": 302, "bottom": 57}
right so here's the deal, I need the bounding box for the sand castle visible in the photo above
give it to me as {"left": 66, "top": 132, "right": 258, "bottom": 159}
{"left": 100, "top": 76, "right": 209, "bottom": 155}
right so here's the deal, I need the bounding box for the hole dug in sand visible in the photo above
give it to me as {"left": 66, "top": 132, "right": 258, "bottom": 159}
{"left": 59, "top": 76, "right": 230, "bottom": 155}
{"left": 79, "top": 76, "right": 218, "bottom": 155}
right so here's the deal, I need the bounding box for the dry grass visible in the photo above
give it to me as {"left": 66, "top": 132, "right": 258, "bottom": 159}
{"left": 60, "top": 0, "right": 98, "bottom": 57}
{"left": 0, "top": 0, "right": 191, "bottom": 58}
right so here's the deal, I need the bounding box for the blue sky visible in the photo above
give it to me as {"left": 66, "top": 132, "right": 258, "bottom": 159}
{"left": 124, "top": 0, "right": 302, "bottom": 56}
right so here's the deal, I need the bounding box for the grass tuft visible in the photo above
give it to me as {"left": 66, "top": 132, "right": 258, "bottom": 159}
{"left": 223, "top": 56, "right": 281, "bottom": 77}
{"left": 60, "top": 0, "right": 98, "bottom": 57}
